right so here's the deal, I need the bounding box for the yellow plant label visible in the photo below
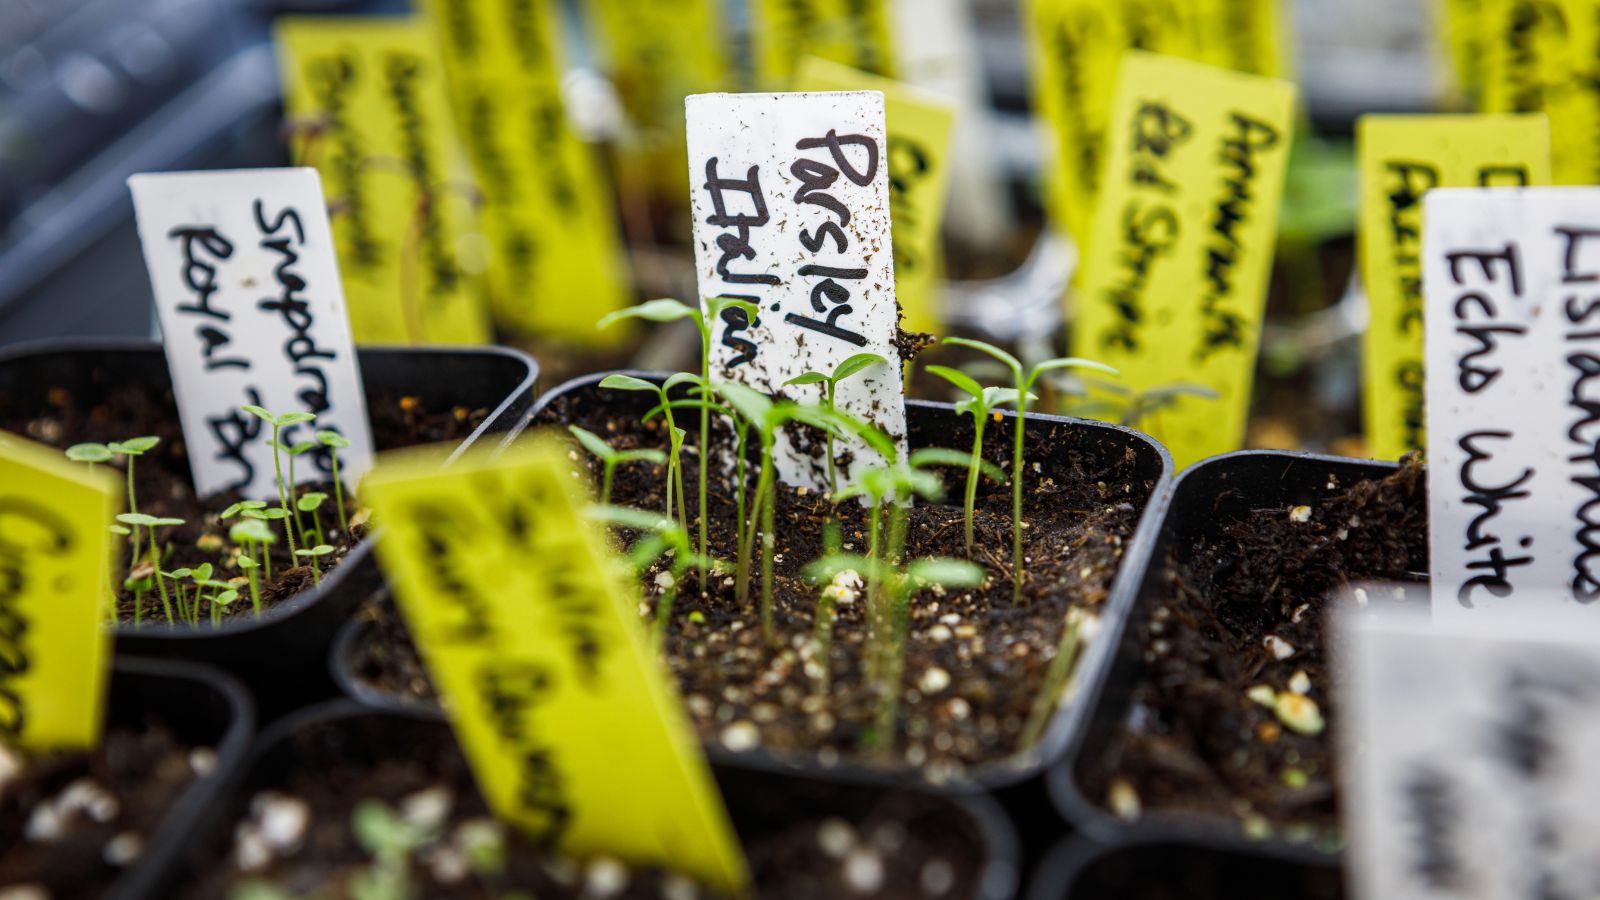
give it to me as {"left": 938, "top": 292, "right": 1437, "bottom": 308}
{"left": 794, "top": 57, "right": 956, "bottom": 335}
{"left": 1071, "top": 51, "right": 1297, "bottom": 469}
{"left": 1194, "top": 0, "right": 1291, "bottom": 79}
{"left": 423, "top": 0, "right": 632, "bottom": 344}
{"left": 1357, "top": 113, "right": 1550, "bottom": 461}
{"left": 584, "top": 0, "right": 729, "bottom": 199}
{"left": 1480, "top": 0, "right": 1600, "bottom": 184}
{"left": 0, "top": 431, "right": 119, "bottom": 750}
{"left": 751, "top": 0, "right": 896, "bottom": 87}
{"left": 274, "top": 17, "right": 492, "bottom": 346}
{"left": 1026, "top": 0, "right": 1206, "bottom": 246}
{"left": 361, "top": 436, "right": 749, "bottom": 893}
{"left": 1439, "top": 0, "right": 1486, "bottom": 98}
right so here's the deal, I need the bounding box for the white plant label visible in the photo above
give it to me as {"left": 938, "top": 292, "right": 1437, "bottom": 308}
{"left": 128, "top": 168, "right": 374, "bottom": 500}
{"left": 685, "top": 90, "right": 907, "bottom": 491}
{"left": 1423, "top": 187, "right": 1600, "bottom": 618}
{"left": 1342, "top": 610, "right": 1600, "bottom": 900}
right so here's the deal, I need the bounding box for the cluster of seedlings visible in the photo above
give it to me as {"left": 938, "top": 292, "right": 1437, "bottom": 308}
{"left": 563, "top": 297, "right": 1119, "bottom": 757}
{"left": 64, "top": 407, "right": 353, "bottom": 628}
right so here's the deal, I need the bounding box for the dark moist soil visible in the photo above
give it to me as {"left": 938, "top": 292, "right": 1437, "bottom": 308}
{"left": 0, "top": 723, "right": 208, "bottom": 899}
{"left": 350, "top": 390, "right": 1152, "bottom": 780}
{"left": 0, "top": 382, "right": 484, "bottom": 627}
{"left": 1081, "top": 458, "right": 1427, "bottom": 843}
{"left": 180, "top": 725, "right": 986, "bottom": 899}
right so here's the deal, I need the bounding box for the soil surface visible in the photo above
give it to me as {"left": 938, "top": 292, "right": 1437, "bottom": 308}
{"left": 181, "top": 722, "right": 988, "bottom": 899}
{"left": 1080, "top": 458, "right": 1427, "bottom": 842}
{"left": 0, "top": 382, "right": 484, "bottom": 627}
{"left": 347, "top": 386, "right": 1157, "bottom": 780}
{"left": 0, "top": 723, "right": 209, "bottom": 899}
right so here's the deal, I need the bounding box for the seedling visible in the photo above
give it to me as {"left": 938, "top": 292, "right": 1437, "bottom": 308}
{"left": 115, "top": 512, "right": 184, "bottom": 626}
{"left": 716, "top": 380, "right": 867, "bottom": 644}
{"left": 225, "top": 501, "right": 274, "bottom": 581}
{"left": 243, "top": 405, "right": 318, "bottom": 557}
{"left": 805, "top": 552, "right": 984, "bottom": 754}
{"left": 925, "top": 365, "right": 1032, "bottom": 554}
{"left": 315, "top": 428, "right": 354, "bottom": 535}
{"left": 295, "top": 544, "right": 335, "bottom": 583}
{"left": 568, "top": 426, "right": 668, "bottom": 509}
{"left": 941, "top": 338, "right": 1117, "bottom": 603}
{"left": 1019, "top": 608, "right": 1091, "bottom": 749}
{"left": 599, "top": 296, "right": 761, "bottom": 574}
{"left": 69, "top": 436, "right": 159, "bottom": 596}
{"left": 598, "top": 374, "right": 692, "bottom": 536}
{"left": 297, "top": 491, "right": 330, "bottom": 547}
{"left": 589, "top": 505, "right": 718, "bottom": 639}
{"left": 783, "top": 351, "right": 888, "bottom": 494}
{"left": 65, "top": 442, "right": 112, "bottom": 469}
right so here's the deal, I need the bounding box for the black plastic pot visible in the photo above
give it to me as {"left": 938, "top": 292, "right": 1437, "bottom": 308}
{"left": 1024, "top": 835, "right": 1342, "bottom": 900}
{"left": 337, "top": 370, "right": 1171, "bottom": 854}
{"left": 0, "top": 338, "right": 538, "bottom": 717}
{"left": 12, "top": 657, "right": 256, "bottom": 900}
{"left": 1050, "top": 449, "right": 1420, "bottom": 852}
{"left": 164, "top": 701, "right": 1021, "bottom": 900}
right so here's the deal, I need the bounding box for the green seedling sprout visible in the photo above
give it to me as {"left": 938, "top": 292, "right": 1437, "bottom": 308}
{"left": 73, "top": 437, "right": 159, "bottom": 601}
{"left": 925, "top": 365, "right": 1034, "bottom": 555}
{"left": 350, "top": 798, "right": 437, "bottom": 900}
{"left": 597, "top": 374, "right": 692, "bottom": 536}
{"left": 589, "top": 505, "right": 717, "bottom": 640}
{"left": 116, "top": 512, "right": 184, "bottom": 625}
{"left": 941, "top": 338, "right": 1118, "bottom": 603}
{"left": 295, "top": 544, "right": 335, "bottom": 583}
{"left": 641, "top": 386, "right": 752, "bottom": 575}
{"left": 600, "top": 296, "right": 762, "bottom": 578}
{"left": 225, "top": 501, "right": 273, "bottom": 580}
{"left": 716, "top": 381, "right": 873, "bottom": 644}
{"left": 568, "top": 426, "right": 667, "bottom": 508}
{"left": 315, "top": 429, "right": 353, "bottom": 535}
{"left": 276, "top": 438, "right": 319, "bottom": 542}
{"left": 782, "top": 351, "right": 888, "bottom": 495}
{"left": 297, "top": 491, "right": 329, "bottom": 547}
{"left": 805, "top": 552, "right": 984, "bottom": 755}
{"left": 65, "top": 442, "right": 112, "bottom": 469}
{"left": 243, "top": 405, "right": 317, "bottom": 558}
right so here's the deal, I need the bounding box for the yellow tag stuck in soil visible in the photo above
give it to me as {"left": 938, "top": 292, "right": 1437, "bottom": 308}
{"left": 1480, "top": 0, "right": 1600, "bottom": 185}
{"left": 795, "top": 56, "right": 956, "bottom": 335}
{"left": 1357, "top": 113, "right": 1551, "bottom": 461}
{"left": 0, "top": 431, "right": 119, "bottom": 750}
{"left": 361, "top": 436, "right": 749, "bottom": 893}
{"left": 1070, "top": 51, "right": 1297, "bottom": 469}
{"left": 422, "top": 0, "right": 633, "bottom": 345}
{"left": 751, "top": 0, "right": 897, "bottom": 87}
{"left": 274, "top": 16, "right": 492, "bottom": 346}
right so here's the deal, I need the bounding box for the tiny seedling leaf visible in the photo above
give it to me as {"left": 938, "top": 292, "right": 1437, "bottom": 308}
{"left": 1027, "top": 357, "right": 1120, "bottom": 389}
{"left": 833, "top": 352, "right": 887, "bottom": 383}
{"left": 296, "top": 492, "right": 328, "bottom": 512}
{"left": 714, "top": 381, "right": 775, "bottom": 430}
{"left": 152, "top": 517, "right": 185, "bottom": 527}
{"left": 783, "top": 372, "right": 828, "bottom": 387}
{"left": 316, "top": 429, "right": 351, "bottom": 449}
{"left": 116, "top": 512, "right": 159, "bottom": 526}
{"left": 568, "top": 426, "right": 616, "bottom": 461}
{"left": 109, "top": 525, "right": 131, "bottom": 536}
{"left": 276, "top": 412, "right": 317, "bottom": 426}
{"left": 925, "top": 365, "right": 983, "bottom": 400}
{"left": 238, "top": 555, "right": 258, "bottom": 569}
{"left": 66, "top": 443, "right": 113, "bottom": 463}
{"left": 598, "top": 374, "right": 661, "bottom": 393}
{"left": 908, "top": 558, "right": 987, "bottom": 587}
{"left": 663, "top": 371, "right": 702, "bottom": 392}
{"left": 597, "top": 298, "right": 698, "bottom": 329}
{"left": 289, "top": 441, "right": 318, "bottom": 456}
{"left": 944, "top": 337, "right": 1022, "bottom": 377}
{"left": 242, "top": 405, "right": 272, "bottom": 422}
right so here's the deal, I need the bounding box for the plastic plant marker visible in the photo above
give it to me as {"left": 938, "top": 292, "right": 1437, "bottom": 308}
{"left": 794, "top": 56, "right": 957, "bottom": 336}
{"left": 1357, "top": 113, "right": 1551, "bottom": 462}
{"left": 361, "top": 436, "right": 749, "bottom": 893}
{"left": 1340, "top": 608, "right": 1600, "bottom": 900}
{"left": 685, "top": 89, "right": 907, "bottom": 492}
{"left": 1024, "top": 0, "right": 1208, "bottom": 246}
{"left": 1421, "top": 186, "right": 1600, "bottom": 618}
{"left": 126, "top": 168, "right": 376, "bottom": 501}
{"left": 583, "top": 0, "right": 729, "bottom": 198}
{"left": 1069, "top": 51, "right": 1297, "bottom": 469}
{"left": 749, "top": 0, "right": 896, "bottom": 88}
{"left": 1190, "top": 0, "right": 1293, "bottom": 80}
{"left": 421, "top": 0, "right": 631, "bottom": 345}
{"left": 0, "top": 430, "right": 120, "bottom": 750}
{"left": 273, "top": 16, "right": 492, "bottom": 346}
{"left": 1480, "top": 0, "right": 1600, "bottom": 185}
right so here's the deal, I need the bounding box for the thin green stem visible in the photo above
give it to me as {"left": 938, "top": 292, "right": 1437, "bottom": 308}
{"left": 248, "top": 564, "right": 262, "bottom": 617}
{"left": 331, "top": 452, "right": 349, "bottom": 536}
{"left": 698, "top": 355, "right": 711, "bottom": 587}
{"left": 601, "top": 460, "right": 617, "bottom": 508}
{"left": 147, "top": 527, "right": 173, "bottom": 625}
{"left": 825, "top": 382, "right": 838, "bottom": 495}
{"left": 271, "top": 425, "right": 299, "bottom": 557}
{"left": 1011, "top": 396, "right": 1026, "bottom": 604}
{"left": 1020, "top": 613, "right": 1084, "bottom": 749}
{"left": 965, "top": 414, "right": 985, "bottom": 555}
{"left": 759, "top": 457, "right": 776, "bottom": 646}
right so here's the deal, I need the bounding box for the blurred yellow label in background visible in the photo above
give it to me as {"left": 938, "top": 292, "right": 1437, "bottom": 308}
{"left": 1357, "top": 113, "right": 1550, "bottom": 461}
{"left": 274, "top": 17, "right": 492, "bottom": 346}
{"left": 1439, "top": 0, "right": 1486, "bottom": 99}
{"left": 584, "top": 0, "right": 729, "bottom": 201}
{"left": 752, "top": 0, "right": 896, "bottom": 87}
{"left": 424, "top": 0, "right": 632, "bottom": 345}
{"left": 1193, "top": 0, "right": 1292, "bottom": 80}
{"left": 1480, "top": 0, "right": 1600, "bottom": 184}
{"left": 1071, "top": 51, "right": 1297, "bottom": 469}
{"left": 0, "top": 431, "right": 118, "bottom": 751}
{"left": 363, "top": 435, "right": 749, "bottom": 893}
{"left": 795, "top": 57, "right": 956, "bottom": 336}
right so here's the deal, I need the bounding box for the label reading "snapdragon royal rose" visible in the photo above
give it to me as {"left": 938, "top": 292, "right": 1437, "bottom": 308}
{"left": 129, "top": 168, "right": 375, "bottom": 500}
{"left": 685, "top": 90, "right": 906, "bottom": 491}
{"left": 1423, "top": 186, "right": 1600, "bottom": 617}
